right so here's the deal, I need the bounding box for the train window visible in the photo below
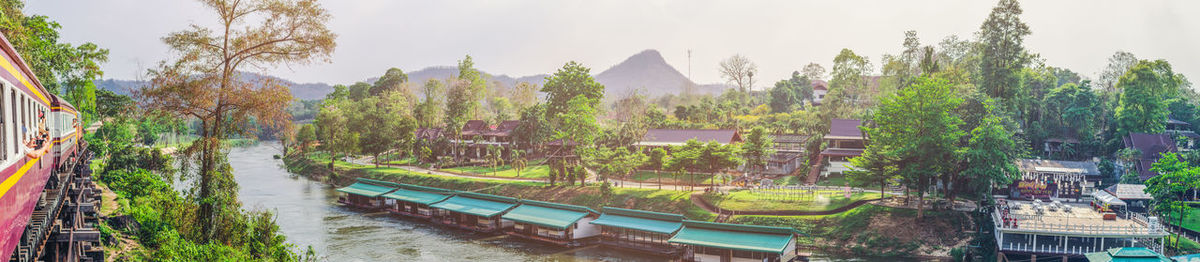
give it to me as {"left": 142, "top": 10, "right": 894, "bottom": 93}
{"left": 0, "top": 84, "right": 4, "bottom": 161}
{"left": 10, "top": 90, "right": 14, "bottom": 156}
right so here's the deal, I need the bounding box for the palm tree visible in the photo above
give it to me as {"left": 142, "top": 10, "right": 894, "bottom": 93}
{"left": 511, "top": 150, "right": 527, "bottom": 177}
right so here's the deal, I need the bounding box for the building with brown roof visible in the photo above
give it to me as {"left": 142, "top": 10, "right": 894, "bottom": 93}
{"left": 1003, "top": 159, "right": 1101, "bottom": 200}
{"left": 814, "top": 119, "right": 865, "bottom": 177}
{"left": 763, "top": 134, "right": 808, "bottom": 177}
{"left": 1121, "top": 133, "right": 1177, "bottom": 181}
{"left": 637, "top": 129, "right": 742, "bottom": 149}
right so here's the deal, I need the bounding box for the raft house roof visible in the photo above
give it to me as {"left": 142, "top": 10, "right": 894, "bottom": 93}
{"left": 335, "top": 178, "right": 399, "bottom": 198}
{"left": 429, "top": 191, "right": 519, "bottom": 218}
{"left": 668, "top": 220, "right": 799, "bottom": 254}
{"left": 381, "top": 183, "right": 454, "bottom": 205}
{"left": 589, "top": 207, "right": 686, "bottom": 235}
{"left": 501, "top": 200, "right": 598, "bottom": 230}
{"left": 1084, "top": 247, "right": 1173, "bottom": 262}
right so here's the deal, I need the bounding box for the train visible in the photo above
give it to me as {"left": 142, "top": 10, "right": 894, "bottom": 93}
{"left": 0, "top": 32, "right": 85, "bottom": 261}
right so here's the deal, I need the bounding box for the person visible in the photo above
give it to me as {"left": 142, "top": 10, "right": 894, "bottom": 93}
{"left": 24, "top": 111, "right": 50, "bottom": 158}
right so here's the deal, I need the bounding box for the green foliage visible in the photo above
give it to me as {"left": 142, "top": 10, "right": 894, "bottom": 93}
{"left": 0, "top": 1, "right": 109, "bottom": 122}
{"left": 369, "top": 68, "right": 408, "bottom": 96}
{"left": 1115, "top": 60, "right": 1187, "bottom": 136}
{"left": 977, "top": 0, "right": 1030, "bottom": 100}
{"left": 960, "top": 108, "right": 1020, "bottom": 198}
{"left": 741, "top": 126, "right": 774, "bottom": 174}
{"left": 541, "top": 61, "right": 605, "bottom": 121}
{"left": 768, "top": 71, "right": 811, "bottom": 113}
{"left": 859, "top": 77, "right": 964, "bottom": 217}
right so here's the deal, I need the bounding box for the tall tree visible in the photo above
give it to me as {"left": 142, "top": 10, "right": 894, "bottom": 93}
{"left": 138, "top": 0, "right": 335, "bottom": 242}
{"left": 1144, "top": 153, "right": 1200, "bottom": 250}
{"left": 741, "top": 126, "right": 774, "bottom": 175}
{"left": 542, "top": 61, "right": 605, "bottom": 120}
{"left": 959, "top": 110, "right": 1020, "bottom": 203}
{"left": 719, "top": 54, "right": 758, "bottom": 93}
{"left": 859, "top": 77, "right": 964, "bottom": 219}
{"left": 458, "top": 55, "right": 487, "bottom": 118}
{"left": 768, "top": 72, "right": 811, "bottom": 113}
{"left": 1098, "top": 51, "right": 1139, "bottom": 92}
{"left": 801, "top": 63, "right": 826, "bottom": 81}
{"left": 825, "top": 48, "right": 874, "bottom": 117}
{"left": 977, "top": 0, "right": 1031, "bottom": 100}
{"left": 415, "top": 79, "right": 444, "bottom": 128}
{"left": 0, "top": 2, "right": 109, "bottom": 122}
{"left": 512, "top": 81, "right": 538, "bottom": 109}
{"left": 370, "top": 67, "right": 409, "bottom": 96}
{"left": 1115, "top": 60, "right": 1186, "bottom": 136}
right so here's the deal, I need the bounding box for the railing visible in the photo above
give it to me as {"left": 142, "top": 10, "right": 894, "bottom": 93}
{"left": 993, "top": 209, "right": 1166, "bottom": 236}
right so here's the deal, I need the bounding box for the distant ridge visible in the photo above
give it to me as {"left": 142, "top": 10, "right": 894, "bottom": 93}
{"left": 96, "top": 49, "right": 730, "bottom": 101}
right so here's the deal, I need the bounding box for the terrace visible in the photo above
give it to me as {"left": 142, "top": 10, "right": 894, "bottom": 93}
{"left": 993, "top": 200, "right": 1167, "bottom": 256}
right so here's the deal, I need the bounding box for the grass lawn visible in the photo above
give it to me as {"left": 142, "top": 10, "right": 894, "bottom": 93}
{"left": 773, "top": 176, "right": 804, "bottom": 186}
{"left": 1164, "top": 207, "right": 1200, "bottom": 233}
{"left": 729, "top": 205, "right": 970, "bottom": 257}
{"left": 704, "top": 189, "right": 884, "bottom": 212}
{"left": 816, "top": 173, "right": 850, "bottom": 187}
{"left": 630, "top": 170, "right": 719, "bottom": 185}
{"left": 381, "top": 157, "right": 417, "bottom": 166}
{"left": 441, "top": 159, "right": 550, "bottom": 179}
{"left": 1168, "top": 234, "right": 1200, "bottom": 254}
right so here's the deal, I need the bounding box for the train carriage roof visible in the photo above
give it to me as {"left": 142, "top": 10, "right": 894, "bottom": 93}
{"left": 0, "top": 33, "right": 53, "bottom": 106}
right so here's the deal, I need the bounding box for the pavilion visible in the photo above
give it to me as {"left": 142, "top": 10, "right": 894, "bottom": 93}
{"left": 668, "top": 220, "right": 800, "bottom": 262}
{"left": 429, "top": 192, "right": 519, "bottom": 233}
{"left": 1084, "top": 247, "right": 1172, "bottom": 262}
{"left": 335, "top": 178, "right": 399, "bottom": 209}
{"left": 501, "top": 200, "right": 600, "bottom": 246}
{"left": 589, "top": 207, "right": 686, "bottom": 255}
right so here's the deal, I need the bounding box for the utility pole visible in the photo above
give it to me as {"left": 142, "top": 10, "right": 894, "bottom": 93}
{"left": 687, "top": 49, "right": 693, "bottom": 82}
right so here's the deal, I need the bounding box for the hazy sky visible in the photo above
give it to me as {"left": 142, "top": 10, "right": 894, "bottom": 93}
{"left": 26, "top": 0, "right": 1200, "bottom": 89}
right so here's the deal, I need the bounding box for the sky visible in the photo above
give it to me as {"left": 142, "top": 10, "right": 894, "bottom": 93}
{"left": 26, "top": 0, "right": 1200, "bottom": 89}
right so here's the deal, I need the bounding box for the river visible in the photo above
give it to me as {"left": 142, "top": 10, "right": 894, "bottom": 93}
{"left": 226, "top": 143, "right": 893, "bottom": 262}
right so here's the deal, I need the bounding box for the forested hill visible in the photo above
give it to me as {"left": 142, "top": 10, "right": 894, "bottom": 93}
{"left": 97, "top": 49, "right": 730, "bottom": 101}
{"left": 94, "top": 72, "right": 336, "bottom": 100}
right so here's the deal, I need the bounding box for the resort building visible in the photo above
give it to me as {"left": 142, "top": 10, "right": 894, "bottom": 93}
{"left": 813, "top": 118, "right": 865, "bottom": 177}
{"left": 811, "top": 80, "right": 828, "bottom": 104}
{"left": 1003, "top": 159, "right": 1101, "bottom": 200}
{"left": 501, "top": 200, "right": 600, "bottom": 246}
{"left": 1167, "top": 118, "right": 1199, "bottom": 151}
{"left": 589, "top": 207, "right": 686, "bottom": 255}
{"left": 429, "top": 192, "right": 519, "bottom": 233}
{"left": 668, "top": 221, "right": 800, "bottom": 262}
{"left": 993, "top": 199, "right": 1167, "bottom": 259}
{"left": 335, "top": 178, "right": 399, "bottom": 209}
{"left": 1122, "top": 133, "right": 1177, "bottom": 181}
{"left": 763, "top": 134, "right": 808, "bottom": 177}
{"left": 382, "top": 183, "right": 453, "bottom": 219}
{"left": 637, "top": 129, "right": 742, "bottom": 151}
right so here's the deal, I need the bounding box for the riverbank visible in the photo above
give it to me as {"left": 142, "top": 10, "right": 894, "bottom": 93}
{"left": 284, "top": 152, "right": 972, "bottom": 259}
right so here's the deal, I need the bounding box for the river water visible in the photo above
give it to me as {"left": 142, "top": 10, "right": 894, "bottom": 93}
{"left": 226, "top": 143, "right": 888, "bottom": 262}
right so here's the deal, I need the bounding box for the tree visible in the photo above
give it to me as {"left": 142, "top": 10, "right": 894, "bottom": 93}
{"left": 648, "top": 148, "right": 669, "bottom": 189}
{"left": 1115, "top": 60, "right": 1186, "bottom": 136}
{"left": 512, "top": 82, "right": 538, "bottom": 110}
{"left": 348, "top": 81, "right": 371, "bottom": 101}
{"left": 859, "top": 77, "right": 965, "bottom": 219}
{"left": 768, "top": 72, "right": 811, "bottom": 113}
{"left": 96, "top": 89, "right": 135, "bottom": 118}
{"left": 356, "top": 90, "right": 416, "bottom": 167}
{"left": 700, "top": 141, "right": 743, "bottom": 189}
{"left": 370, "top": 68, "right": 409, "bottom": 96}
{"left": 1144, "top": 153, "right": 1200, "bottom": 250}
{"left": 511, "top": 150, "right": 527, "bottom": 177}
{"left": 1042, "top": 82, "right": 1099, "bottom": 142}
{"left": 138, "top": 0, "right": 336, "bottom": 242}
{"left": 959, "top": 111, "right": 1020, "bottom": 203}
{"left": 458, "top": 55, "right": 487, "bottom": 118}
{"left": 316, "top": 99, "right": 357, "bottom": 169}
{"left": 295, "top": 124, "right": 316, "bottom": 152}
{"left": 667, "top": 139, "right": 705, "bottom": 190}
{"left": 977, "top": 0, "right": 1031, "bottom": 100}
{"left": 825, "top": 48, "right": 874, "bottom": 116}
{"left": 542, "top": 61, "right": 605, "bottom": 121}
{"left": 415, "top": 79, "right": 444, "bottom": 128}
{"left": 489, "top": 97, "right": 514, "bottom": 123}
{"left": 1098, "top": 51, "right": 1139, "bottom": 92}
{"left": 801, "top": 63, "right": 826, "bottom": 81}
{"left": 848, "top": 146, "right": 898, "bottom": 199}
{"left": 0, "top": 3, "right": 110, "bottom": 122}
{"left": 552, "top": 96, "right": 601, "bottom": 185}
{"left": 719, "top": 54, "right": 758, "bottom": 93}
{"left": 741, "top": 126, "right": 775, "bottom": 175}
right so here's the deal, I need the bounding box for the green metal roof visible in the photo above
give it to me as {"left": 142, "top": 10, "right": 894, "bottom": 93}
{"left": 501, "top": 200, "right": 596, "bottom": 230}
{"left": 589, "top": 207, "right": 684, "bottom": 234}
{"left": 429, "top": 194, "right": 518, "bottom": 218}
{"left": 382, "top": 188, "right": 450, "bottom": 205}
{"left": 668, "top": 221, "right": 796, "bottom": 254}
{"left": 1085, "top": 247, "right": 1172, "bottom": 262}
{"left": 335, "top": 180, "right": 398, "bottom": 197}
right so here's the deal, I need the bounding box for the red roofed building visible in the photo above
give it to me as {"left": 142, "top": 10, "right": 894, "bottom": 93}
{"left": 811, "top": 80, "right": 828, "bottom": 104}
{"left": 807, "top": 119, "right": 865, "bottom": 183}
{"left": 1121, "top": 133, "right": 1177, "bottom": 181}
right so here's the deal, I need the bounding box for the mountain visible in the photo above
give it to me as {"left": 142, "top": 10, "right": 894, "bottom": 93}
{"left": 95, "top": 49, "right": 728, "bottom": 101}
{"left": 595, "top": 49, "right": 727, "bottom": 97}
{"left": 94, "top": 72, "right": 335, "bottom": 101}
